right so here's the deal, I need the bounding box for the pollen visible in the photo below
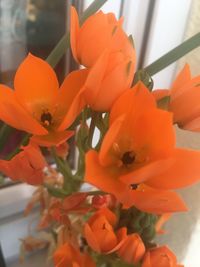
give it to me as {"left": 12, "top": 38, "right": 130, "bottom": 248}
{"left": 40, "top": 111, "right": 53, "bottom": 127}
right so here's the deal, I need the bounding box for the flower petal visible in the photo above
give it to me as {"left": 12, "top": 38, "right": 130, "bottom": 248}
{"left": 91, "top": 56, "right": 135, "bottom": 111}
{"left": 119, "top": 186, "right": 187, "bottom": 214}
{"left": 57, "top": 69, "right": 88, "bottom": 130}
{"left": 99, "top": 115, "right": 125, "bottom": 166}
{"left": 84, "top": 224, "right": 101, "bottom": 253}
{"left": 84, "top": 50, "right": 109, "bottom": 107}
{"left": 110, "top": 83, "right": 156, "bottom": 125}
{"left": 78, "top": 12, "right": 115, "bottom": 67}
{"left": 70, "top": 6, "right": 80, "bottom": 63}
{"left": 146, "top": 148, "right": 200, "bottom": 189}
{"left": 85, "top": 150, "right": 127, "bottom": 196}
{"left": 14, "top": 54, "right": 59, "bottom": 112}
{"left": 0, "top": 85, "right": 47, "bottom": 135}
{"left": 0, "top": 144, "right": 46, "bottom": 185}
{"left": 120, "top": 157, "right": 175, "bottom": 185}
{"left": 171, "top": 64, "right": 191, "bottom": 95}
{"left": 31, "top": 130, "right": 74, "bottom": 147}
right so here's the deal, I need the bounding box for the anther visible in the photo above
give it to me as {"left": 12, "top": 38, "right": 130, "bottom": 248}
{"left": 121, "top": 151, "right": 135, "bottom": 165}
{"left": 40, "top": 111, "right": 52, "bottom": 127}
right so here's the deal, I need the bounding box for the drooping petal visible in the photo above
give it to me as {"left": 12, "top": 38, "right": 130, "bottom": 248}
{"left": 146, "top": 148, "right": 200, "bottom": 190}
{"left": 119, "top": 186, "right": 187, "bottom": 214}
{"left": 57, "top": 69, "right": 88, "bottom": 130}
{"left": 0, "top": 144, "right": 46, "bottom": 185}
{"left": 14, "top": 54, "right": 59, "bottom": 113}
{"left": 31, "top": 130, "right": 74, "bottom": 147}
{"left": 0, "top": 85, "right": 47, "bottom": 135}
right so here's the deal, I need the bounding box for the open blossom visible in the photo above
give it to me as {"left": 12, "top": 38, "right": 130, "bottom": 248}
{"left": 70, "top": 7, "right": 136, "bottom": 111}
{"left": 153, "top": 64, "right": 200, "bottom": 132}
{"left": 85, "top": 82, "right": 200, "bottom": 213}
{"left": 0, "top": 54, "right": 88, "bottom": 146}
{"left": 53, "top": 243, "right": 95, "bottom": 267}
{"left": 70, "top": 7, "right": 135, "bottom": 68}
{"left": 0, "top": 143, "right": 46, "bottom": 185}
{"left": 118, "top": 233, "right": 145, "bottom": 264}
{"left": 84, "top": 207, "right": 127, "bottom": 254}
{"left": 141, "top": 246, "right": 184, "bottom": 267}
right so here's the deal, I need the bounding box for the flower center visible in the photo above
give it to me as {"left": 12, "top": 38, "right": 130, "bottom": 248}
{"left": 121, "top": 151, "right": 135, "bottom": 165}
{"left": 40, "top": 111, "right": 53, "bottom": 127}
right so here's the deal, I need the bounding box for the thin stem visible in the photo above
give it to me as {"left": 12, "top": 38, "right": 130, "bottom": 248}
{"left": 51, "top": 147, "right": 73, "bottom": 191}
{"left": 46, "top": 0, "right": 108, "bottom": 68}
{"left": 144, "top": 32, "right": 200, "bottom": 76}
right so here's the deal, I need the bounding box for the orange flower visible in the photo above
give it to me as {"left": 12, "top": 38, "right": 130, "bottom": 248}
{"left": 153, "top": 64, "right": 200, "bottom": 132}
{"left": 53, "top": 243, "right": 95, "bottom": 267}
{"left": 118, "top": 233, "right": 145, "bottom": 264}
{"left": 85, "top": 83, "right": 200, "bottom": 213}
{"left": 0, "top": 54, "right": 88, "bottom": 146}
{"left": 70, "top": 7, "right": 135, "bottom": 68}
{"left": 84, "top": 207, "right": 127, "bottom": 253}
{"left": 0, "top": 143, "right": 46, "bottom": 185}
{"left": 141, "top": 246, "right": 184, "bottom": 267}
{"left": 83, "top": 49, "right": 135, "bottom": 111}
{"left": 70, "top": 7, "right": 136, "bottom": 111}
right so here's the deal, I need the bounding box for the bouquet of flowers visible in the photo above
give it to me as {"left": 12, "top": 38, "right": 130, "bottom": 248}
{"left": 1, "top": 1, "right": 200, "bottom": 266}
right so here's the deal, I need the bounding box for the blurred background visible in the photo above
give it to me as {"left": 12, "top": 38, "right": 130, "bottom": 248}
{"left": 0, "top": 0, "right": 200, "bottom": 266}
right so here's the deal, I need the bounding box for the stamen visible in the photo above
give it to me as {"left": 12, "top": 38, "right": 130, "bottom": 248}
{"left": 40, "top": 111, "right": 52, "bottom": 127}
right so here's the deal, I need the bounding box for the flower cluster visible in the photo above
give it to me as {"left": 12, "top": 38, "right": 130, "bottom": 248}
{"left": 0, "top": 4, "right": 200, "bottom": 267}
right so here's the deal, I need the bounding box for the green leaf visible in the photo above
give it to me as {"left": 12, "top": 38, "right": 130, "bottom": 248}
{"left": 144, "top": 32, "right": 200, "bottom": 76}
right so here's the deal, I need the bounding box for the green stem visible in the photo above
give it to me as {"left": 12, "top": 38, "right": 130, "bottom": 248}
{"left": 46, "top": 0, "right": 108, "bottom": 68}
{"left": 51, "top": 147, "right": 73, "bottom": 191}
{"left": 144, "top": 32, "right": 200, "bottom": 76}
